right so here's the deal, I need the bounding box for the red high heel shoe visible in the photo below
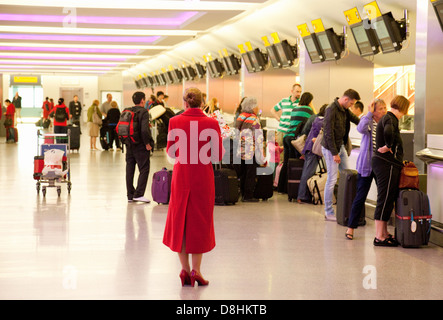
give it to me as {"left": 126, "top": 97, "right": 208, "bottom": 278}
{"left": 179, "top": 270, "right": 191, "bottom": 287}
{"left": 190, "top": 270, "right": 209, "bottom": 286}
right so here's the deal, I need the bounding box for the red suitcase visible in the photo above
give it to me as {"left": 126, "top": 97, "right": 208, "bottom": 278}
{"left": 33, "top": 156, "right": 44, "bottom": 180}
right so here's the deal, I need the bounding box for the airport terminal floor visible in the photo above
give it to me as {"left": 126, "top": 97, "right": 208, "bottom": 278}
{"left": 0, "top": 123, "right": 442, "bottom": 300}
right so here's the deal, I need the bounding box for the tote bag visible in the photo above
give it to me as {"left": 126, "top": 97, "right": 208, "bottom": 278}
{"left": 312, "top": 129, "right": 324, "bottom": 157}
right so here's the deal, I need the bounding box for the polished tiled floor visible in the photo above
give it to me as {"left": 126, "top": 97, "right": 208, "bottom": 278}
{"left": 0, "top": 123, "right": 442, "bottom": 300}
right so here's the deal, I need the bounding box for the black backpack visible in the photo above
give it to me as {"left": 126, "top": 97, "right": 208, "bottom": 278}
{"left": 116, "top": 107, "right": 140, "bottom": 144}
{"left": 55, "top": 106, "right": 68, "bottom": 122}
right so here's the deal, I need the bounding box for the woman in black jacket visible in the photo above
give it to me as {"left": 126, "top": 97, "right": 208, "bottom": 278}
{"left": 372, "top": 95, "right": 410, "bottom": 247}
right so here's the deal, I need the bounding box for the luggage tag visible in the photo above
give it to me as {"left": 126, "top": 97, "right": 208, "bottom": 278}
{"left": 410, "top": 209, "right": 417, "bottom": 233}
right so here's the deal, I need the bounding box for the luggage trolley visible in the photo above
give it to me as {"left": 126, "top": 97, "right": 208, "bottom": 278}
{"left": 34, "top": 129, "right": 72, "bottom": 197}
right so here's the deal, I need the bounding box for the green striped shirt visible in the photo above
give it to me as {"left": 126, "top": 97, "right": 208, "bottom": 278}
{"left": 273, "top": 96, "right": 300, "bottom": 133}
{"left": 285, "top": 105, "right": 314, "bottom": 137}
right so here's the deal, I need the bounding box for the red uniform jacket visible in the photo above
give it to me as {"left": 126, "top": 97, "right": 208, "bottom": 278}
{"left": 163, "top": 108, "right": 223, "bottom": 254}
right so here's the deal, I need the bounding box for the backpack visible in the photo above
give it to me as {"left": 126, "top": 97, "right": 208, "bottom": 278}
{"left": 116, "top": 107, "right": 140, "bottom": 144}
{"left": 55, "top": 106, "right": 68, "bottom": 122}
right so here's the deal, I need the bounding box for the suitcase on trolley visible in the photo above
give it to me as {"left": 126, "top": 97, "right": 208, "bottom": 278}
{"left": 33, "top": 156, "right": 44, "bottom": 180}
{"left": 395, "top": 189, "right": 432, "bottom": 248}
{"left": 336, "top": 169, "right": 366, "bottom": 226}
{"left": 67, "top": 125, "right": 80, "bottom": 150}
{"left": 287, "top": 158, "right": 304, "bottom": 202}
{"left": 214, "top": 167, "right": 239, "bottom": 205}
{"left": 151, "top": 168, "right": 172, "bottom": 204}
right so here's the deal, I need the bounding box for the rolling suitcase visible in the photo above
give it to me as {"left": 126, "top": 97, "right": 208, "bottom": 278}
{"left": 336, "top": 169, "right": 366, "bottom": 227}
{"left": 151, "top": 168, "right": 172, "bottom": 204}
{"left": 395, "top": 189, "right": 432, "bottom": 248}
{"left": 214, "top": 166, "right": 239, "bottom": 205}
{"left": 67, "top": 125, "right": 80, "bottom": 151}
{"left": 287, "top": 158, "right": 304, "bottom": 202}
{"left": 99, "top": 126, "right": 111, "bottom": 151}
{"left": 7, "top": 127, "right": 18, "bottom": 143}
{"left": 254, "top": 168, "right": 274, "bottom": 201}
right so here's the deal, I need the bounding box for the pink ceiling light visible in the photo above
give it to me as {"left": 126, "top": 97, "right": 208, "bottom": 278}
{"left": 0, "top": 12, "right": 199, "bottom": 26}
{"left": 0, "top": 33, "right": 161, "bottom": 43}
{"left": 0, "top": 46, "right": 139, "bottom": 54}
{"left": 0, "top": 55, "right": 127, "bottom": 61}
{"left": 0, "top": 60, "right": 118, "bottom": 66}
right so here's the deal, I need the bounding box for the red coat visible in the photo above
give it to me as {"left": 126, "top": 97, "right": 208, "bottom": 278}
{"left": 163, "top": 108, "right": 223, "bottom": 254}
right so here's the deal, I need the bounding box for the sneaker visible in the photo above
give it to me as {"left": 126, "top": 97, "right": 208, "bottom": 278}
{"left": 133, "top": 196, "right": 151, "bottom": 203}
{"left": 324, "top": 214, "right": 337, "bottom": 221}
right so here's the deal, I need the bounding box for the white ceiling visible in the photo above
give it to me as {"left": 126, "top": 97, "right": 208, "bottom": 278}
{"left": 0, "top": 0, "right": 420, "bottom": 79}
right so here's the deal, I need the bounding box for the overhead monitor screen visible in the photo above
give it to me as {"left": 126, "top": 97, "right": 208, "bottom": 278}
{"left": 225, "top": 55, "right": 241, "bottom": 75}
{"left": 274, "top": 40, "right": 297, "bottom": 67}
{"left": 266, "top": 45, "right": 281, "bottom": 68}
{"left": 303, "top": 35, "right": 324, "bottom": 63}
{"left": 221, "top": 57, "right": 231, "bottom": 75}
{"left": 242, "top": 53, "right": 255, "bottom": 73}
{"left": 351, "top": 23, "right": 379, "bottom": 56}
{"left": 372, "top": 18, "right": 394, "bottom": 52}
{"left": 317, "top": 33, "right": 334, "bottom": 61}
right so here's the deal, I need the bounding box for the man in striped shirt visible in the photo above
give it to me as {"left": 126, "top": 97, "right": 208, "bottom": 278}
{"left": 270, "top": 84, "right": 302, "bottom": 144}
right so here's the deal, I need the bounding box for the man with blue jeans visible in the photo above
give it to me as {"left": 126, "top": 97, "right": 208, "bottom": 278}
{"left": 321, "top": 89, "right": 361, "bottom": 221}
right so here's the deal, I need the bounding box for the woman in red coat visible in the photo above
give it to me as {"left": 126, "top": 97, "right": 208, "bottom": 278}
{"left": 163, "top": 88, "right": 223, "bottom": 287}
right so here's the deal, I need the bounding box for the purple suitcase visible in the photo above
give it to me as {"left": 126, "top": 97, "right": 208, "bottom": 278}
{"left": 151, "top": 168, "right": 172, "bottom": 204}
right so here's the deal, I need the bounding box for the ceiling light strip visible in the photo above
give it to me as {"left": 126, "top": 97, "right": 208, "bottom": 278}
{"left": 0, "top": 52, "right": 151, "bottom": 60}
{"left": 0, "top": 33, "right": 161, "bottom": 43}
{"left": 0, "top": 42, "right": 171, "bottom": 50}
{"left": 0, "top": 0, "right": 258, "bottom": 11}
{"left": 0, "top": 12, "right": 199, "bottom": 27}
{"left": 0, "top": 26, "right": 199, "bottom": 37}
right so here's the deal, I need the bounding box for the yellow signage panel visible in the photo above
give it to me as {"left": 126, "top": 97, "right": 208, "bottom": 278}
{"left": 364, "top": 1, "right": 382, "bottom": 20}
{"left": 261, "top": 36, "right": 271, "bottom": 47}
{"left": 297, "top": 23, "right": 311, "bottom": 37}
{"left": 238, "top": 44, "right": 246, "bottom": 54}
{"left": 13, "top": 76, "right": 39, "bottom": 83}
{"left": 311, "top": 19, "right": 325, "bottom": 33}
{"left": 270, "top": 32, "right": 281, "bottom": 44}
{"left": 245, "top": 41, "right": 253, "bottom": 52}
{"left": 344, "top": 7, "right": 363, "bottom": 25}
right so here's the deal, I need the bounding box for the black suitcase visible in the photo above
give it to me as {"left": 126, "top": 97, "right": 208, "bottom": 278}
{"left": 100, "top": 126, "right": 111, "bottom": 150}
{"left": 214, "top": 166, "right": 239, "bottom": 205}
{"left": 67, "top": 125, "right": 80, "bottom": 151}
{"left": 336, "top": 169, "right": 366, "bottom": 227}
{"left": 395, "top": 189, "right": 432, "bottom": 248}
{"left": 254, "top": 168, "right": 274, "bottom": 201}
{"left": 287, "top": 158, "right": 304, "bottom": 202}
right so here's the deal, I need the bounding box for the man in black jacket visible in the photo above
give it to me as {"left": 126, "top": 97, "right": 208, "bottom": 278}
{"left": 321, "top": 89, "right": 361, "bottom": 221}
{"left": 125, "top": 92, "right": 154, "bottom": 203}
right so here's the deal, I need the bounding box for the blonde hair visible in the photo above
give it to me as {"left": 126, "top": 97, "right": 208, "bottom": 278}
{"left": 390, "top": 95, "right": 410, "bottom": 114}
{"left": 92, "top": 99, "right": 99, "bottom": 106}
{"left": 111, "top": 100, "right": 118, "bottom": 108}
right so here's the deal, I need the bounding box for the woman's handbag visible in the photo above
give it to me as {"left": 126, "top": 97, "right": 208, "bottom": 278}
{"left": 291, "top": 134, "right": 306, "bottom": 154}
{"left": 312, "top": 129, "right": 324, "bottom": 157}
{"left": 92, "top": 106, "right": 102, "bottom": 125}
{"left": 399, "top": 161, "right": 419, "bottom": 190}
{"left": 4, "top": 117, "right": 13, "bottom": 127}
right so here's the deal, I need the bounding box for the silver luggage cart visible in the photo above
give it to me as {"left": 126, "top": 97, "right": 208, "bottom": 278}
{"left": 35, "top": 129, "right": 72, "bottom": 197}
